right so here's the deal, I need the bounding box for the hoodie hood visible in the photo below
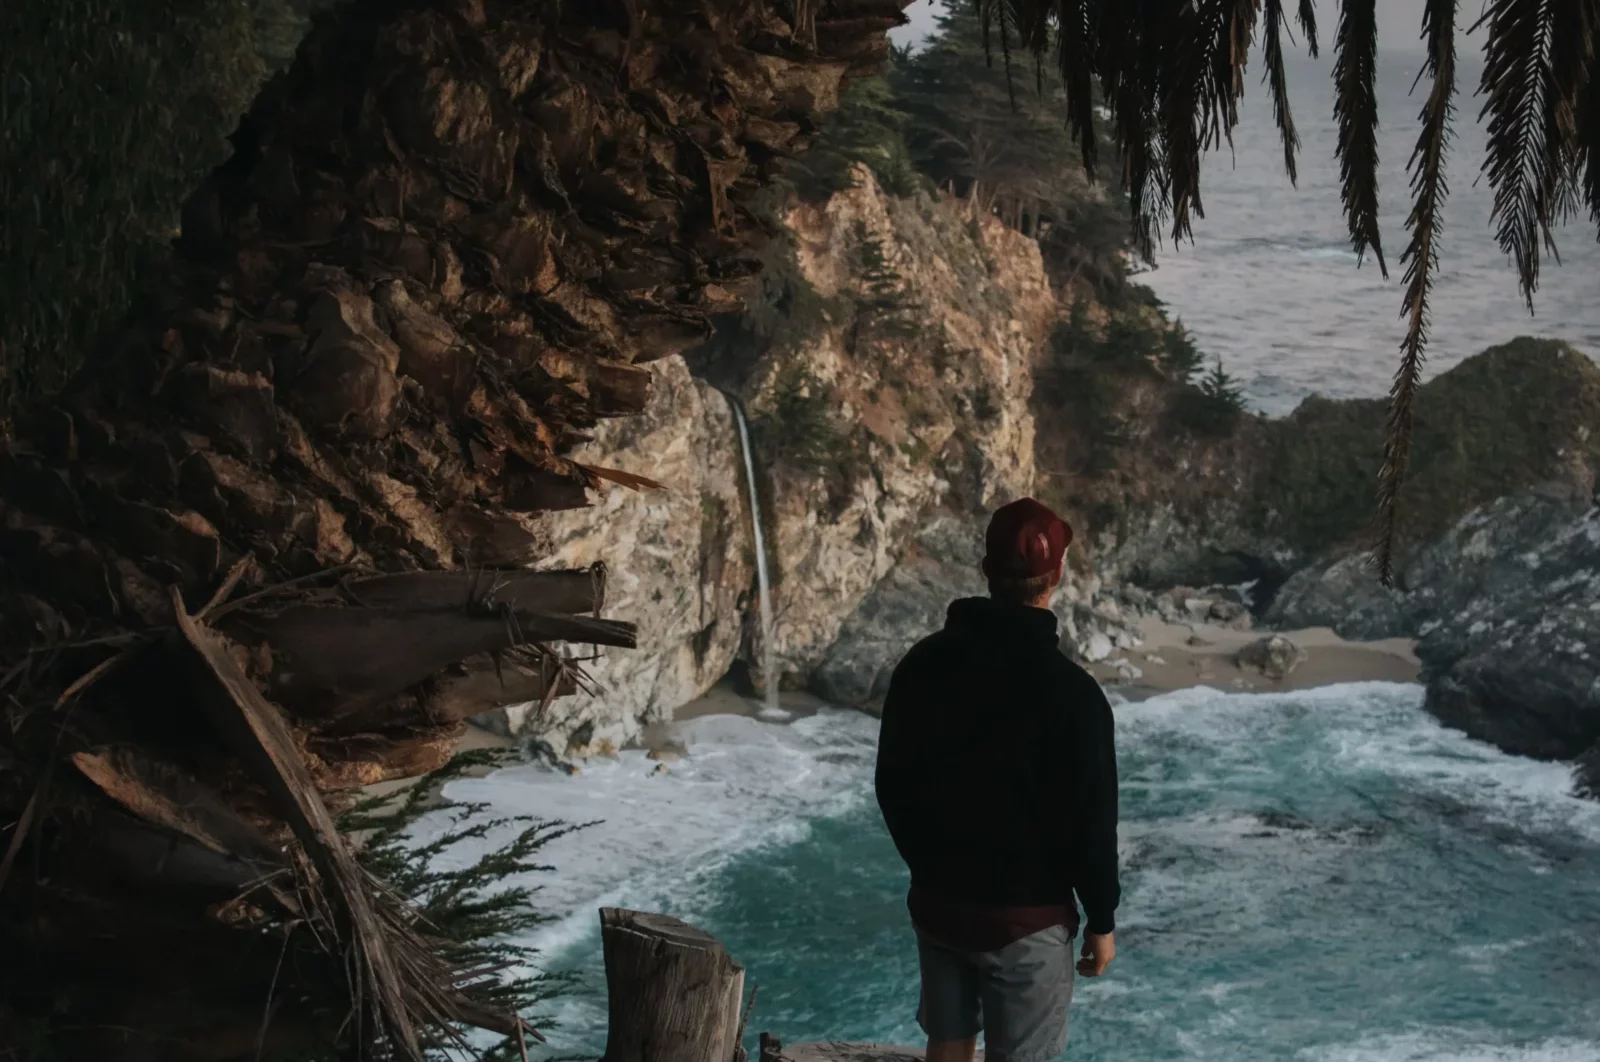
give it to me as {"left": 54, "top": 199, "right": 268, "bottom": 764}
{"left": 944, "top": 596, "right": 1060, "bottom": 653}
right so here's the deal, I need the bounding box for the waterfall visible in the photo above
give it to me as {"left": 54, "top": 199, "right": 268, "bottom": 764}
{"left": 728, "top": 398, "right": 786, "bottom": 720}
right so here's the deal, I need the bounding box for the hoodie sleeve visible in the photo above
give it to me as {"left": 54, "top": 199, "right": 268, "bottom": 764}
{"left": 1073, "top": 677, "right": 1121, "bottom": 935}
{"left": 874, "top": 652, "right": 925, "bottom": 866}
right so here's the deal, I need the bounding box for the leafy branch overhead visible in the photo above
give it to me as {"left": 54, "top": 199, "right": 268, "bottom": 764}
{"left": 970, "top": 0, "right": 1600, "bottom": 583}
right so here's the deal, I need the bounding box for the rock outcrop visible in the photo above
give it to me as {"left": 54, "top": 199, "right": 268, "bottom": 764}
{"left": 746, "top": 174, "right": 1052, "bottom": 688}
{"left": 1235, "top": 633, "right": 1308, "bottom": 681}
{"left": 1262, "top": 486, "right": 1600, "bottom": 788}
{"left": 1421, "top": 497, "right": 1600, "bottom": 789}
{"left": 476, "top": 356, "right": 756, "bottom": 750}
{"left": 1046, "top": 337, "right": 1600, "bottom": 598}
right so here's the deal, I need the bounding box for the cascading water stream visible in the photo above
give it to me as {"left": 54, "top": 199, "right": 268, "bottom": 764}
{"left": 728, "top": 398, "right": 786, "bottom": 720}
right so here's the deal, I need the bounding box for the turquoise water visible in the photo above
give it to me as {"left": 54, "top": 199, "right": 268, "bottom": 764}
{"left": 426, "top": 684, "right": 1600, "bottom": 1062}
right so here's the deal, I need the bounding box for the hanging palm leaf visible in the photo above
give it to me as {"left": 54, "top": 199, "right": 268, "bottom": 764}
{"left": 968, "top": 0, "right": 1600, "bottom": 584}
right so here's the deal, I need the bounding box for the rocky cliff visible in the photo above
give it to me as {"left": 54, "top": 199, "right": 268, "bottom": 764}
{"left": 489, "top": 165, "right": 1600, "bottom": 797}
{"left": 502, "top": 169, "right": 1144, "bottom": 749}
{"left": 1041, "top": 336, "right": 1600, "bottom": 599}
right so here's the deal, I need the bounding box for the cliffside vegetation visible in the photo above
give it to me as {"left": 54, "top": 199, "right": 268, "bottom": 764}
{"left": 0, "top": 0, "right": 328, "bottom": 418}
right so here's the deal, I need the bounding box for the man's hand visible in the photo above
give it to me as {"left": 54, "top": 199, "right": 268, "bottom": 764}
{"left": 1077, "top": 932, "right": 1115, "bottom": 977}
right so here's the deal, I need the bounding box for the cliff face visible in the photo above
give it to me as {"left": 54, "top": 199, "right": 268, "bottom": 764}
{"left": 476, "top": 356, "right": 756, "bottom": 752}
{"left": 504, "top": 170, "right": 1149, "bottom": 748}
{"left": 749, "top": 172, "right": 1054, "bottom": 692}
{"left": 1044, "top": 336, "right": 1600, "bottom": 600}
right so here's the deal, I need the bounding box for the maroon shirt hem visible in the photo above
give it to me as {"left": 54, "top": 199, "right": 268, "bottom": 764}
{"left": 907, "top": 884, "right": 1078, "bottom": 953}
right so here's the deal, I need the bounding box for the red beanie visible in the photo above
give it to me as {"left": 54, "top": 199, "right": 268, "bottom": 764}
{"left": 984, "top": 497, "right": 1072, "bottom": 579}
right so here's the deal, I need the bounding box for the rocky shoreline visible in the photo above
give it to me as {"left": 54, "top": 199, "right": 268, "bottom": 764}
{"left": 461, "top": 169, "right": 1600, "bottom": 798}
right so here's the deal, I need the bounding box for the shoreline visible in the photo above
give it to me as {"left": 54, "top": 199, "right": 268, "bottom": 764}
{"left": 458, "top": 618, "right": 1422, "bottom": 759}
{"left": 1087, "top": 616, "right": 1419, "bottom": 700}
{"left": 610, "top": 618, "right": 1423, "bottom": 751}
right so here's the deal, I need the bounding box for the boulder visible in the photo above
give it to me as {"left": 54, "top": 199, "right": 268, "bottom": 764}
{"left": 808, "top": 516, "right": 987, "bottom": 708}
{"left": 1416, "top": 501, "right": 1600, "bottom": 771}
{"left": 1235, "top": 634, "right": 1308, "bottom": 680}
{"left": 1265, "top": 552, "right": 1408, "bottom": 639}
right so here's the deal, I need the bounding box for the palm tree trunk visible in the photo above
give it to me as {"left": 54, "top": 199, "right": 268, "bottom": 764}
{"left": 0, "top": 0, "right": 904, "bottom": 1057}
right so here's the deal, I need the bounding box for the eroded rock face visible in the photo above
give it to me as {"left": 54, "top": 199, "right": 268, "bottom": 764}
{"left": 1265, "top": 486, "right": 1594, "bottom": 640}
{"left": 809, "top": 515, "right": 987, "bottom": 708}
{"left": 1266, "top": 486, "right": 1600, "bottom": 784}
{"left": 752, "top": 176, "right": 1053, "bottom": 687}
{"left": 1414, "top": 496, "right": 1600, "bottom": 771}
{"left": 477, "top": 356, "right": 754, "bottom": 749}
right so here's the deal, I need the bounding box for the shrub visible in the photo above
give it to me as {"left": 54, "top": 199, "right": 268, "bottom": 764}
{"left": 338, "top": 748, "right": 587, "bottom": 1061}
{"left": 1168, "top": 359, "right": 1247, "bottom": 437}
{"left": 0, "top": 0, "right": 319, "bottom": 419}
{"left": 756, "top": 362, "right": 849, "bottom": 474}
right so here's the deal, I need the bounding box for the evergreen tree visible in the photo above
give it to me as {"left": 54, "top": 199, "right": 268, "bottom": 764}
{"left": 1160, "top": 319, "right": 1206, "bottom": 381}
{"left": 784, "top": 63, "right": 923, "bottom": 201}
{"left": 886, "top": 2, "right": 1128, "bottom": 292}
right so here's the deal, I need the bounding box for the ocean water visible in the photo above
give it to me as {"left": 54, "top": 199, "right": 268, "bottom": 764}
{"left": 1134, "top": 50, "right": 1600, "bottom": 415}
{"left": 418, "top": 685, "right": 1600, "bottom": 1062}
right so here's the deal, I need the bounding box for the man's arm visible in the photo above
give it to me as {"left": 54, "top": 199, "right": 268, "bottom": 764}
{"left": 874, "top": 655, "right": 921, "bottom": 856}
{"left": 1073, "top": 677, "right": 1121, "bottom": 936}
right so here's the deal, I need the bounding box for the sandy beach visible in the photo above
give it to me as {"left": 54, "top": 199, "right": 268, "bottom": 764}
{"left": 618, "top": 616, "right": 1422, "bottom": 750}
{"left": 456, "top": 615, "right": 1421, "bottom": 758}
{"left": 1085, "top": 616, "right": 1419, "bottom": 700}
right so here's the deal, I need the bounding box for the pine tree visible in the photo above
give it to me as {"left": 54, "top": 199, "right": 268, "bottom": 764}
{"left": 784, "top": 66, "right": 923, "bottom": 201}
{"left": 886, "top": 2, "right": 1127, "bottom": 290}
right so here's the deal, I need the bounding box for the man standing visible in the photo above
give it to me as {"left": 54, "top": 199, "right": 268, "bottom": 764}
{"left": 874, "top": 497, "right": 1120, "bottom": 1062}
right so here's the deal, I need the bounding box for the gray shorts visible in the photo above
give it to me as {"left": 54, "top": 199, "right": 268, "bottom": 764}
{"left": 915, "top": 925, "right": 1075, "bottom": 1062}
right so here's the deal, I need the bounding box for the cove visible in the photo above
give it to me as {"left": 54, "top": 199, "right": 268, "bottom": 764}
{"left": 419, "top": 683, "right": 1600, "bottom": 1062}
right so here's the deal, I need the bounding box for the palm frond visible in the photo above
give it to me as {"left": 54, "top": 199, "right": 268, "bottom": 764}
{"left": 1478, "top": 0, "right": 1561, "bottom": 308}
{"left": 974, "top": 0, "right": 1022, "bottom": 109}
{"left": 1333, "top": 0, "right": 1388, "bottom": 275}
{"left": 1097, "top": 0, "right": 1168, "bottom": 258}
{"left": 1582, "top": 29, "right": 1600, "bottom": 226}
{"left": 1536, "top": 1, "right": 1599, "bottom": 234}
{"left": 1298, "top": 0, "right": 1320, "bottom": 58}
{"left": 1376, "top": 0, "right": 1457, "bottom": 585}
{"left": 1050, "top": 0, "right": 1099, "bottom": 176}
{"left": 1264, "top": 0, "right": 1303, "bottom": 183}
{"left": 1163, "top": 0, "right": 1235, "bottom": 240}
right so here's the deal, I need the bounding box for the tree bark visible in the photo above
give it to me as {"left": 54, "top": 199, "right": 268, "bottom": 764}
{"left": 600, "top": 907, "right": 748, "bottom": 1062}
{"left": 0, "top": 0, "right": 907, "bottom": 1056}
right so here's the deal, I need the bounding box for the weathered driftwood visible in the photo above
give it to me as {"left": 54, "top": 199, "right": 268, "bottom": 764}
{"left": 779, "top": 1044, "right": 952, "bottom": 1062}
{"left": 600, "top": 907, "right": 749, "bottom": 1062}
{"left": 0, "top": 0, "right": 906, "bottom": 1056}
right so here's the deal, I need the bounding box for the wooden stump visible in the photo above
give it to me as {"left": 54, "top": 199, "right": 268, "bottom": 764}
{"left": 600, "top": 908, "right": 747, "bottom": 1062}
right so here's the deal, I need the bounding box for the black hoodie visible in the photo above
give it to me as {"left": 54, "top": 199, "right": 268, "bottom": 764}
{"left": 873, "top": 596, "right": 1121, "bottom": 939}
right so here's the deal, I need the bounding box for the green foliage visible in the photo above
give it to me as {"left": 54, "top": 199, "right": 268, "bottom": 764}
{"left": 0, "top": 0, "right": 319, "bottom": 419}
{"left": 849, "top": 224, "right": 924, "bottom": 341}
{"left": 889, "top": 3, "right": 1128, "bottom": 289}
{"left": 784, "top": 69, "right": 926, "bottom": 201}
{"left": 1168, "top": 359, "right": 1247, "bottom": 436}
{"left": 1259, "top": 337, "right": 1600, "bottom": 553}
{"left": 1046, "top": 297, "right": 1176, "bottom": 376}
{"left": 755, "top": 362, "right": 849, "bottom": 473}
{"left": 1159, "top": 319, "right": 1205, "bottom": 380}
{"left": 339, "top": 748, "right": 588, "bottom": 1061}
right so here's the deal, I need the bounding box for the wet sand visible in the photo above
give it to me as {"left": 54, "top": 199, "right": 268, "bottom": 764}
{"left": 1086, "top": 616, "right": 1419, "bottom": 700}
